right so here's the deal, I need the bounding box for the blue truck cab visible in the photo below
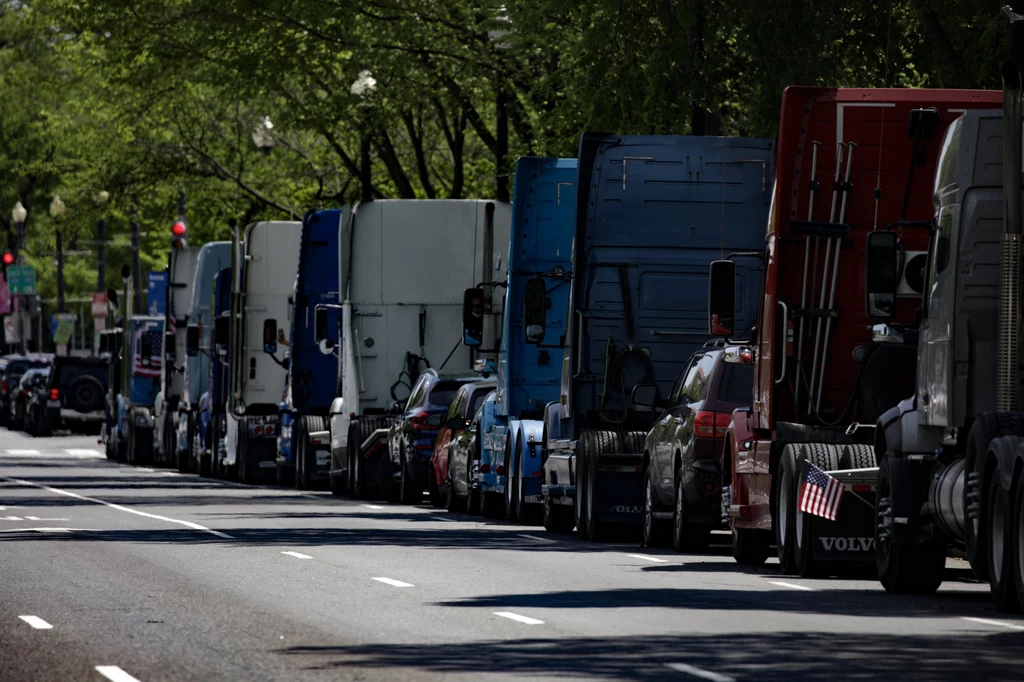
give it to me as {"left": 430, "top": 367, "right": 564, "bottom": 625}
{"left": 277, "top": 209, "right": 342, "bottom": 489}
{"left": 116, "top": 315, "right": 165, "bottom": 465}
{"left": 471, "top": 158, "right": 577, "bottom": 522}
{"left": 540, "top": 134, "right": 773, "bottom": 539}
{"left": 195, "top": 267, "right": 233, "bottom": 474}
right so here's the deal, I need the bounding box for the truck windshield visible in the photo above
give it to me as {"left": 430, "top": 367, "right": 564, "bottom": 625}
{"left": 717, "top": 364, "right": 755, "bottom": 405}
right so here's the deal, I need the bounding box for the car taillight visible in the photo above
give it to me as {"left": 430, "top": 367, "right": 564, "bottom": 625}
{"left": 251, "top": 424, "right": 264, "bottom": 436}
{"left": 410, "top": 411, "right": 432, "bottom": 430}
{"left": 695, "top": 411, "right": 731, "bottom": 438}
{"left": 715, "top": 412, "right": 731, "bottom": 437}
{"left": 50, "top": 389, "right": 59, "bottom": 401}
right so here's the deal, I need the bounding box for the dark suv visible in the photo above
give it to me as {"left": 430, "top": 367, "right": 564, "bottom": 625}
{"left": 35, "top": 356, "right": 109, "bottom": 436}
{"left": 387, "top": 369, "right": 487, "bottom": 503}
{"left": 639, "top": 344, "right": 754, "bottom": 552}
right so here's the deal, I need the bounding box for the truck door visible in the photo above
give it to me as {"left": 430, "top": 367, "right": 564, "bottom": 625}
{"left": 918, "top": 207, "right": 956, "bottom": 427}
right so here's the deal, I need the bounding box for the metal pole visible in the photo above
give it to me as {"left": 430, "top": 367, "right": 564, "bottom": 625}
{"left": 56, "top": 229, "right": 65, "bottom": 313}
{"left": 496, "top": 88, "right": 510, "bottom": 202}
{"left": 97, "top": 218, "right": 106, "bottom": 292}
{"left": 16, "top": 219, "right": 25, "bottom": 355}
{"left": 131, "top": 197, "right": 142, "bottom": 307}
{"left": 360, "top": 134, "right": 372, "bottom": 202}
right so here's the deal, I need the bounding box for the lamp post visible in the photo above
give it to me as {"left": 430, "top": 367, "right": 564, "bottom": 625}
{"left": 50, "top": 195, "right": 66, "bottom": 314}
{"left": 10, "top": 202, "right": 27, "bottom": 354}
{"left": 489, "top": 7, "right": 512, "bottom": 202}
{"left": 93, "top": 190, "right": 109, "bottom": 292}
{"left": 351, "top": 70, "right": 377, "bottom": 202}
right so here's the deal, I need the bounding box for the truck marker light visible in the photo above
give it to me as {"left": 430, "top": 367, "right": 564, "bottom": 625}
{"left": 480, "top": 464, "right": 491, "bottom": 474}
{"left": 495, "top": 465, "right": 505, "bottom": 476}
{"left": 49, "top": 389, "right": 59, "bottom": 401}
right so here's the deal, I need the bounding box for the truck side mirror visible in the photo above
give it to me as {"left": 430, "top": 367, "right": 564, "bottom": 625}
{"left": 186, "top": 325, "right": 200, "bottom": 357}
{"left": 708, "top": 260, "right": 736, "bottom": 337}
{"left": 140, "top": 330, "right": 155, "bottom": 366}
{"left": 462, "top": 287, "right": 484, "bottom": 347}
{"left": 865, "top": 231, "right": 900, "bottom": 318}
{"left": 524, "top": 278, "right": 547, "bottom": 344}
{"left": 164, "top": 330, "right": 176, "bottom": 363}
{"left": 263, "top": 318, "right": 278, "bottom": 354}
{"left": 908, "top": 108, "right": 939, "bottom": 141}
{"left": 314, "top": 306, "right": 328, "bottom": 342}
{"left": 214, "top": 316, "right": 230, "bottom": 356}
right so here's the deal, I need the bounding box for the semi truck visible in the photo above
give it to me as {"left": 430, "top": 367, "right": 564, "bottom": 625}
{"left": 540, "top": 134, "right": 773, "bottom": 539}
{"left": 708, "top": 86, "right": 1002, "bottom": 576}
{"left": 319, "top": 200, "right": 510, "bottom": 500}
{"left": 175, "top": 242, "right": 232, "bottom": 473}
{"left": 221, "top": 220, "right": 302, "bottom": 482}
{"left": 463, "top": 157, "right": 577, "bottom": 521}
{"left": 188, "top": 266, "right": 233, "bottom": 475}
{"left": 865, "top": 12, "right": 1024, "bottom": 609}
{"left": 152, "top": 240, "right": 196, "bottom": 467}
{"left": 277, "top": 209, "right": 342, "bottom": 489}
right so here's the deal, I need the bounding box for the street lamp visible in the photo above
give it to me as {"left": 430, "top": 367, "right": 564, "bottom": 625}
{"left": 252, "top": 116, "right": 276, "bottom": 154}
{"left": 10, "top": 202, "right": 27, "bottom": 354}
{"left": 351, "top": 71, "right": 377, "bottom": 202}
{"left": 50, "top": 195, "right": 67, "bottom": 314}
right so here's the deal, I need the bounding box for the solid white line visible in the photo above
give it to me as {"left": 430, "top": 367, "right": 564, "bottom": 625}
{"left": 493, "top": 611, "right": 544, "bottom": 625}
{"left": 517, "top": 534, "right": 554, "bottom": 542}
{"left": 5, "top": 449, "right": 39, "bottom": 455}
{"left": 626, "top": 553, "right": 668, "bottom": 563}
{"left": 363, "top": 504, "right": 384, "bottom": 509}
{"left": 18, "top": 615, "right": 53, "bottom": 629}
{"left": 281, "top": 551, "right": 313, "bottom": 560}
{"left": 665, "top": 662, "right": 735, "bottom": 681}
{"left": 1, "top": 477, "right": 234, "bottom": 539}
{"left": 770, "top": 581, "right": 816, "bottom": 591}
{"left": 961, "top": 616, "right": 1024, "bottom": 631}
{"left": 95, "top": 666, "right": 141, "bottom": 682}
{"left": 372, "top": 577, "right": 414, "bottom": 588}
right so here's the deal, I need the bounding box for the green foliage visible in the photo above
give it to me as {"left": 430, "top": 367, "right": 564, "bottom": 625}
{"left": 0, "top": 0, "right": 1013, "bottom": 315}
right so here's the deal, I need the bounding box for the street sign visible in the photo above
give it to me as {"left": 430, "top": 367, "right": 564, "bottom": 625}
{"left": 51, "top": 313, "right": 75, "bottom": 345}
{"left": 147, "top": 271, "right": 167, "bottom": 316}
{"left": 92, "top": 292, "right": 109, "bottom": 318}
{"left": 3, "top": 316, "right": 18, "bottom": 343}
{"left": 7, "top": 265, "right": 36, "bottom": 294}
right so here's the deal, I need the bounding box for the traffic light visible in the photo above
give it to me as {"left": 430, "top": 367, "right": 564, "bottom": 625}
{"left": 171, "top": 220, "right": 188, "bottom": 249}
{"left": 2, "top": 253, "right": 13, "bottom": 266}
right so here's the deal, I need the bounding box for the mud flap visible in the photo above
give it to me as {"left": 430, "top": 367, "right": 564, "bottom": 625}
{"left": 809, "top": 488, "right": 877, "bottom": 562}
{"left": 887, "top": 456, "right": 934, "bottom": 544}
{"left": 591, "top": 458, "right": 645, "bottom": 526}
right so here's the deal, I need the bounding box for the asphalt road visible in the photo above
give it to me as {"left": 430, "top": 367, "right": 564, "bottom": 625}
{"left": 1, "top": 428, "right": 1023, "bottom": 682}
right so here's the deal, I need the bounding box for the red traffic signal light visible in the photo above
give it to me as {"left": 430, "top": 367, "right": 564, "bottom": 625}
{"left": 171, "top": 221, "right": 187, "bottom": 237}
{"left": 2, "top": 253, "right": 13, "bottom": 266}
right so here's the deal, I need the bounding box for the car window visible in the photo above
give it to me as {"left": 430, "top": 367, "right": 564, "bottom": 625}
{"left": 427, "top": 380, "right": 466, "bottom": 409}
{"left": 670, "top": 356, "right": 700, "bottom": 404}
{"left": 467, "top": 388, "right": 491, "bottom": 419}
{"left": 406, "top": 375, "right": 430, "bottom": 410}
{"left": 469, "top": 393, "right": 492, "bottom": 427}
{"left": 57, "top": 363, "right": 107, "bottom": 387}
{"left": 680, "top": 352, "right": 718, "bottom": 403}
{"left": 447, "top": 385, "right": 470, "bottom": 420}
{"left": 717, "top": 363, "right": 755, "bottom": 405}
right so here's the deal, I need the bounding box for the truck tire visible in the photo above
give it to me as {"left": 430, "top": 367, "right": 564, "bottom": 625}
{"left": 794, "top": 443, "right": 843, "bottom": 577}
{"left": 775, "top": 444, "right": 801, "bottom": 575}
{"left": 641, "top": 464, "right": 669, "bottom": 548}
{"left": 543, "top": 495, "right": 574, "bottom": 534}
{"left": 986, "top": 438, "right": 1020, "bottom": 612}
{"left": 965, "top": 413, "right": 1024, "bottom": 580}
{"left": 575, "top": 448, "right": 589, "bottom": 540}
{"left": 582, "top": 430, "right": 620, "bottom": 542}
{"left": 875, "top": 453, "right": 945, "bottom": 594}
{"left": 348, "top": 417, "right": 387, "bottom": 499}
{"left": 1011, "top": 465, "right": 1024, "bottom": 612}
{"left": 504, "top": 439, "right": 519, "bottom": 523}
{"left": 840, "top": 444, "right": 876, "bottom": 469}
{"left": 733, "top": 527, "right": 771, "bottom": 566}
{"left": 294, "top": 417, "right": 311, "bottom": 490}
{"left": 177, "top": 414, "right": 192, "bottom": 474}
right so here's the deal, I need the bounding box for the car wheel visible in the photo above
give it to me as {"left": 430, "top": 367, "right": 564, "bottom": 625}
{"left": 672, "top": 475, "right": 709, "bottom": 552}
{"left": 642, "top": 466, "right": 670, "bottom": 548}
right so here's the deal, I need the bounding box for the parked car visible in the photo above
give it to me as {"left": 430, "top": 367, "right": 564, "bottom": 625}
{"left": 387, "top": 369, "right": 487, "bottom": 504}
{"left": 34, "top": 356, "right": 109, "bottom": 437}
{"left": 0, "top": 355, "right": 50, "bottom": 427}
{"left": 11, "top": 367, "right": 51, "bottom": 431}
{"left": 428, "top": 383, "right": 496, "bottom": 509}
{"left": 638, "top": 343, "right": 755, "bottom": 552}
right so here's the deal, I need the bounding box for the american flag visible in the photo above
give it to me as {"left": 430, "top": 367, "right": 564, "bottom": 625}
{"left": 799, "top": 463, "right": 844, "bottom": 521}
{"left": 134, "top": 328, "right": 162, "bottom": 378}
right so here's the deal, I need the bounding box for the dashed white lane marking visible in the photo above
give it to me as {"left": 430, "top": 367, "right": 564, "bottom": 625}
{"left": 5, "top": 449, "right": 39, "bottom": 455}
{"left": 0, "top": 527, "right": 89, "bottom": 533}
{"left": 493, "top": 611, "right": 544, "bottom": 625}
{"left": 24, "top": 516, "right": 70, "bottom": 521}
{"left": 665, "top": 662, "right": 735, "bottom": 681}
{"left": 626, "top": 553, "right": 668, "bottom": 563}
{"left": 372, "top": 577, "right": 414, "bottom": 588}
{"left": 770, "top": 581, "right": 816, "bottom": 591}
{"left": 18, "top": 615, "right": 53, "bottom": 629}
{"left": 1, "top": 477, "right": 234, "bottom": 539}
{"left": 2, "top": 516, "right": 24, "bottom": 521}
{"left": 65, "top": 449, "right": 103, "bottom": 457}
{"left": 95, "top": 666, "right": 141, "bottom": 682}
{"left": 517, "top": 534, "right": 554, "bottom": 542}
{"left": 281, "top": 551, "right": 312, "bottom": 560}
{"left": 135, "top": 467, "right": 156, "bottom": 473}
{"left": 363, "top": 504, "right": 384, "bottom": 509}
{"left": 961, "top": 616, "right": 1024, "bottom": 631}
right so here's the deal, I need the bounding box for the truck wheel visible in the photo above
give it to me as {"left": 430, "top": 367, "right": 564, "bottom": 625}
{"left": 965, "top": 414, "right": 1024, "bottom": 580}
{"left": 875, "top": 454, "right": 944, "bottom": 594}
{"left": 504, "top": 443, "right": 519, "bottom": 523}
{"left": 575, "top": 446, "right": 590, "bottom": 540}
{"left": 794, "top": 444, "right": 843, "bottom": 577}
{"left": 641, "top": 466, "right": 669, "bottom": 548}
{"left": 295, "top": 418, "right": 312, "bottom": 490}
{"left": 840, "top": 444, "right": 876, "bottom": 469}
{"left": 543, "top": 495, "right": 574, "bottom": 534}
{"left": 481, "top": 491, "right": 502, "bottom": 519}
{"left": 732, "top": 527, "right": 770, "bottom": 566}
{"left": 987, "top": 468, "right": 1019, "bottom": 612}
{"left": 352, "top": 449, "right": 367, "bottom": 500}
{"left": 136, "top": 428, "right": 154, "bottom": 466}
{"left": 1011, "top": 468, "right": 1024, "bottom": 612}
{"left": 776, "top": 444, "right": 801, "bottom": 575}
{"left": 673, "top": 475, "right": 709, "bottom": 552}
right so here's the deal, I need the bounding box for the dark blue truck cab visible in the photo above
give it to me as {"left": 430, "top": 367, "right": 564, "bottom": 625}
{"left": 540, "top": 134, "right": 773, "bottom": 539}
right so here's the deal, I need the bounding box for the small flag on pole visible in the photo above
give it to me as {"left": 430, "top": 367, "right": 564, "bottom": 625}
{"left": 799, "top": 463, "right": 844, "bottom": 521}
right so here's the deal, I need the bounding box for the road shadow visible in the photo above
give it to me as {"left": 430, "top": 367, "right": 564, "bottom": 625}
{"left": 280, "top": 630, "right": 1024, "bottom": 681}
